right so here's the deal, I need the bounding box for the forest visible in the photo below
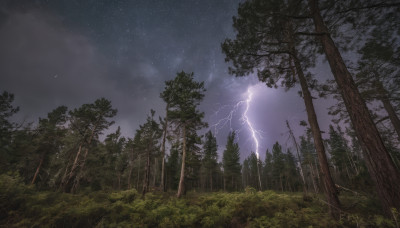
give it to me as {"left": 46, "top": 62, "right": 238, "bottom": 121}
{"left": 1, "top": 0, "right": 400, "bottom": 227}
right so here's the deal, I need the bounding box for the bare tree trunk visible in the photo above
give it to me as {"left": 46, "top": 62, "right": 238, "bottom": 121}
{"left": 308, "top": 0, "right": 400, "bottom": 215}
{"left": 177, "top": 124, "right": 186, "bottom": 198}
{"left": 31, "top": 156, "right": 44, "bottom": 185}
{"left": 137, "top": 154, "right": 141, "bottom": 190}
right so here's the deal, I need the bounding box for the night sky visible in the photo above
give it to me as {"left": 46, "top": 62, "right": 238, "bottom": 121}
{"left": 0, "top": 0, "right": 335, "bottom": 161}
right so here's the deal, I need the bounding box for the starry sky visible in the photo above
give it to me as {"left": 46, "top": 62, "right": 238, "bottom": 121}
{"left": 0, "top": 0, "right": 336, "bottom": 161}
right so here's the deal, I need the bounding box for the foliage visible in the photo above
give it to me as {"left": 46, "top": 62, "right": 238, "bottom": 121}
{"left": 2, "top": 174, "right": 398, "bottom": 227}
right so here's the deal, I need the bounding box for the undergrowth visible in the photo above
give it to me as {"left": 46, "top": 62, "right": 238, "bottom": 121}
{"left": 0, "top": 174, "right": 397, "bottom": 227}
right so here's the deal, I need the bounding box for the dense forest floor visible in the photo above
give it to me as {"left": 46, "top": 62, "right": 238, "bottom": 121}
{"left": 1, "top": 174, "right": 398, "bottom": 228}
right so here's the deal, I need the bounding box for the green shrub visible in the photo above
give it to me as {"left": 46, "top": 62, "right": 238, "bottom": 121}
{"left": 0, "top": 174, "right": 397, "bottom": 228}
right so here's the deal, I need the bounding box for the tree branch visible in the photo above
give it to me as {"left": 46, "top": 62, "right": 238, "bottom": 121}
{"left": 338, "top": 2, "right": 400, "bottom": 14}
{"left": 295, "top": 31, "right": 329, "bottom": 36}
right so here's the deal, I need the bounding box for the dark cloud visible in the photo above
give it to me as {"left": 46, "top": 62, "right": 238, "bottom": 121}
{"left": 0, "top": 1, "right": 336, "bottom": 161}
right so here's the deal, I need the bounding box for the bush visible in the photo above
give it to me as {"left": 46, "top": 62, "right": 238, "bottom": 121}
{"left": 0, "top": 174, "right": 396, "bottom": 227}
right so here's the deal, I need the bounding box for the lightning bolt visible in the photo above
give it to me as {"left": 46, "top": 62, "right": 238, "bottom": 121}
{"left": 211, "top": 85, "right": 263, "bottom": 159}
{"left": 243, "top": 87, "right": 260, "bottom": 159}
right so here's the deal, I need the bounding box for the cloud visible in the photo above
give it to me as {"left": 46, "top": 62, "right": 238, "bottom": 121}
{"left": 0, "top": 9, "right": 112, "bottom": 117}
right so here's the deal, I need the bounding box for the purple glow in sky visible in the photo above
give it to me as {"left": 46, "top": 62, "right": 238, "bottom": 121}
{"left": 0, "top": 0, "right": 337, "bottom": 161}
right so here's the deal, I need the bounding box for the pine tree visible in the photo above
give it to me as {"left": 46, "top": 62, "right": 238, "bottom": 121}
{"left": 271, "top": 142, "right": 285, "bottom": 191}
{"left": 162, "top": 71, "right": 207, "bottom": 197}
{"left": 0, "top": 91, "right": 19, "bottom": 173}
{"left": 222, "top": 131, "right": 241, "bottom": 191}
{"left": 284, "top": 149, "right": 300, "bottom": 192}
{"left": 30, "top": 106, "right": 68, "bottom": 186}
{"left": 59, "top": 98, "right": 117, "bottom": 193}
{"left": 135, "top": 110, "right": 162, "bottom": 196}
{"left": 104, "top": 127, "right": 127, "bottom": 190}
{"left": 300, "top": 131, "right": 320, "bottom": 194}
{"left": 327, "top": 125, "right": 351, "bottom": 183}
{"left": 263, "top": 149, "right": 273, "bottom": 190}
{"left": 202, "top": 131, "right": 218, "bottom": 191}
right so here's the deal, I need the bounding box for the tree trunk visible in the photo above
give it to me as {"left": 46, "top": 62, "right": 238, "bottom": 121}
{"left": 160, "top": 104, "right": 169, "bottom": 191}
{"left": 62, "top": 144, "right": 82, "bottom": 190}
{"left": 127, "top": 148, "right": 135, "bottom": 189}
{"left": 286, "top": 120, "right": 308, "bottom": 194}
{"left": 65, "top": 122, "right": 98, "bottom": 192}
{"left": 309, "top": 163, "right": 319, "bottom": 193}
{"left": 210, "top": 172, "right": 213, "bottom": 192}
{"left": 223, "top": 176, "right": 226, "bottom": 191}
{"left": 257, "top": 159, "right": 262, "bottom": 191}
{"left": 31, "top": 156, "right": 44, "bottom": 185}
{"left": 380, "top": 96, "right": 400, "bottom": 141}
{"left": 71, "top": 147, "right": 90, "bottom": 193}
{"left": 137, "top": 154, "right": 141, "bottom": 190}
{"left": 142, "top": 147, "right": 151, "bottom": 197}
{"left": 308, "top": 0, "right": 400, "bottom": 216}
{"left": 373, "top": 76, "right": 400, "bottom": 141}
{"left": 288, "top": 27, "right": 340, "bottom": 217}
{"left": 177, "top": 124, "right": 186, "bottom": 198}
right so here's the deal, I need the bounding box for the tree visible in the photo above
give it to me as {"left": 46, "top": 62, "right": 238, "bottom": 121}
{"left": 300, "top": 130, "right": 320, "bottom": 194}
{"left": 60, "top": 98, "right": 117, "bottom": 193}
{"left": 31, "top": 106, "right": 68, "bottom": 186}
{"left": 201, "top": 130, "right": 218, "bottom": 191}
{"left": 135, "top": 110, "right": 162, "bottom": 196}
{"left": 160, "top": 83, "right": 175, "bottom": 191}
{"left": 163, "top": 71, "right": 207, "bottom": 198}
{"left": 286, "top": 120, "right": 307, "bottom": 194}
{"left": 284, "top": 149, "right": 301, "bottom": 192}
{"left": 271, "top": 142, "right": 285, "bottom": 191}
{"left": 327, "top": 125, "right": 352, "bottom": 183}
{"left": 166, "top": 140, "right": 181, "bottom": 191}
{"left": 222, "top": 0, "right": 340, "bottom": 217}
{"left": 104, "top": 126, "right": 127, "bottom": 190}
{"left": 0, "top": 91, "right": 19, "bottom": 172}
{"left": 243, "top": 152, "right": 261, "bottom": 190}
{"left": 307, "top": 0, "right": 400, "bottom": 214}
{"left": 222, "top": 131, "right": 241, "bottom": 191}
{"left": 263, "top": 149, "right": 273, "bottom": 190}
